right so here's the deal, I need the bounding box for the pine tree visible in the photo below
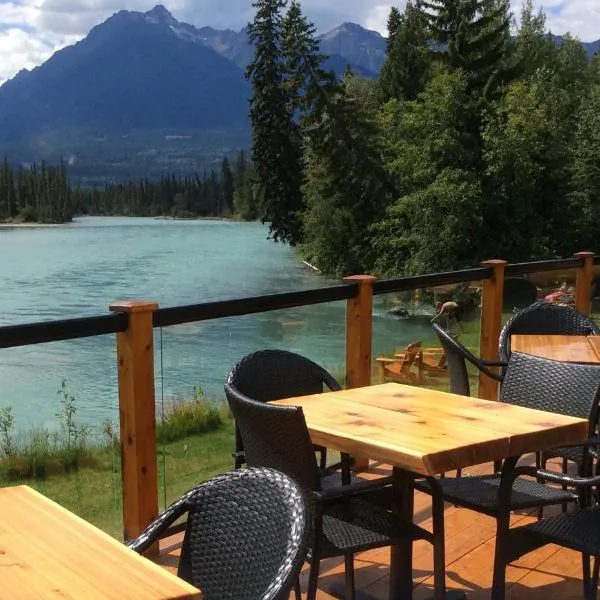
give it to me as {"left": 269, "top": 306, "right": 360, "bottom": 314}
{"left": 220, "top": 157, "right": 234, "bottom": 215}
{"left": 379, "top": 1, "right": 431, "bottom": 101}
{"left": 420, "top": 0, "right": 514, "bottom": 100}
{"left": 246, "top": 0, "right": 305, "bottom": 245}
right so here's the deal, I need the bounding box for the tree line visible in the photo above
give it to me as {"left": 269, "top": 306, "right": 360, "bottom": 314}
{"left": 0, "top": 153, "right": 258, "bottom": 223}
{"left": 246, "top": 0, "right": 600, "bottom": 277}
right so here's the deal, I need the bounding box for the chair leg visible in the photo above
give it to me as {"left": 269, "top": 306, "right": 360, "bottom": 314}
{"left": 592, "top": 556, "right": 599, "bottom": 600}
{"left": 538, "top": 455, "right": 547, "bottom": 520}
{"left": 456, "top": 468, "right": 462, "bottom": 478}
{"left": 584, "top": 554, "right": 592, "bottom": 600}
{"left": 344, "top": 553, "right": 355, "bottom": 600}
{"left": 319, "top": 448, "right": 327, "bottom": 471}
{"left": 562, "top": 457, "right": 569, "bottom": 513}
{"left": 306, "top": 559, "right": 321, "bottom": 600}
{"left": 294, "top": 577, "right": 302, "bottom": 600}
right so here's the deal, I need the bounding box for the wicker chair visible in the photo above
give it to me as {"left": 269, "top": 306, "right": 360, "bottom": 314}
{"left": 128, "top": 467, "right": 310, "bottom": 600}
{"left": 227, "top": 350, "right": 341, "bottom": 471}
{"left": 415, "top": 352, "right": 600, "bottom": 586}
{"left": 498, "top": 301, "right": 600, "bottom": 497}
{"left": 490, "top": 445, "right": 600, "bottom": 600}
{"left": 498, "top": 299, "right": 600, "bottom": 363}
{"left": 225, "top": 384, "right": 432, "bottom": 600}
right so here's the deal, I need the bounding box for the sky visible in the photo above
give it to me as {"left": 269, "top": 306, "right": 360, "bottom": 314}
{"left": 0, "top": 0, "right": 598, "bottom": 84}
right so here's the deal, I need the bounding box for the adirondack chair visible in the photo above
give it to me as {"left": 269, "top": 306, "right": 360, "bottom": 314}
{"left": 376, "top": 341, "right": 424, "bottom": 384}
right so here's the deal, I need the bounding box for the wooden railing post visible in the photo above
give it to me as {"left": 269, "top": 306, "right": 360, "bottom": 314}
{"left": 109, "top": 300, "right": 159, "bottom": 553}
{"left": 575, "top": 252, "right": 595, "bottom": 316}
{"left": 478, "top": 260, "right": 507, "bottom": 401}
{"left": 343, "top": 275, "right": 376, "bottom": 470}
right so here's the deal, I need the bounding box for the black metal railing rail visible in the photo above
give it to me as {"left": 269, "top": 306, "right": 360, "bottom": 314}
{"left": 0, "top": 313, "right": 128, "bottom": 349}
{"left": 0, "top": 255, "right": 595, "bottom": 350}
{"left": 505, "top": 258, "right": 584, "bottom": 277}
{"left": 373, "top": 267, "right": 492, "bottom": 296}
{"left": 153, "top": 284, "right": 358, "bottom": 328}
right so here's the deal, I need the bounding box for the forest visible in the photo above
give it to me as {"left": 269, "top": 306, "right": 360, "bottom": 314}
{"left": 0, "top": 152, "right": 257, "bottom": 223}
{"left": 245, "top": 0, "right": 600, "bottom": 278}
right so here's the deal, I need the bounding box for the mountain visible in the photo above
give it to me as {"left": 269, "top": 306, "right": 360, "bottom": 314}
{"left": 0, "top": 6, "right": 385, "bottom": 180}
{"left": 549, "top": 34, "right": 600, "bottom": 58}
{"left": 319, "top": 22, "right": 387, "bottom": 75}
{"left": 0, "top": 6, "right": 249, "bottom": 138}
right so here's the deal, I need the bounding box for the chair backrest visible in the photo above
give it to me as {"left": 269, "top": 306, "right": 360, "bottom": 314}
{"left": 225, "top": 383, "right": 322, "bottom": 492}
{"left": 227, "top": 349, "right": 341, "bottom": 459}
{"left": 227, "top": 349, "right": 341, "bottom": 401}
{"left": 500, "top": 352, "right": 600, "bottom": 430}
{"left": 432, "top": 324, "right": 472, "bottom": 396}
{"left": 498, "top": 300, "right": 600, "bottom": 362}
{"left": 176, "top": 468, "right": 310, "bottom": 600}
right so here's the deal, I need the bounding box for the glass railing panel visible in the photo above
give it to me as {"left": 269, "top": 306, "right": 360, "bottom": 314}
{"left": 502, "top": 268, "right": 578, "bottom": 329}
{"left": 156, "top": 301, "right": 348, "bottom": 509}
{"left": 0, "top": 335, "right": 123, "bottom": 539}
{"left": 373, "top": 282, "right": 484, "bottom": 395}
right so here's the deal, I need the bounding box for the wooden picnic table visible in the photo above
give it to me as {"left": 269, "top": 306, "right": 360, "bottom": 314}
{"left": 0, "top": 485, "right": 201, "bottom": 600}
{"left": 273, "top": 382, "right": 588, "bottom": 600}
{"left": 511, "top": 334, "right": 600, "bottom": 364}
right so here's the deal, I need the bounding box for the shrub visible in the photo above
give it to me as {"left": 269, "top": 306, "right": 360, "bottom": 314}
{"left": 157, "top": 386, "right": 224, "bottom": 444}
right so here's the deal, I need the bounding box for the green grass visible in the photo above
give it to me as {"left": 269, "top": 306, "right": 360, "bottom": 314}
{"left": 0, "top": 420, "right": 235, "bottom": 539}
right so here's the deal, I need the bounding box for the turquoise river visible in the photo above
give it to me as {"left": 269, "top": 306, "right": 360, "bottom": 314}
{"left": 0, "top": 217, "right": 437, "bottom": 434}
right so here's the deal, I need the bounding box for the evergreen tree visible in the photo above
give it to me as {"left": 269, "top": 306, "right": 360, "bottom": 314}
{"left": 379, "top": 1, "right": 430, "bottom": 101}
{"left": 246, "top": 0, "right": 304, "bottom": 245}
{"left": 220, "top": 157, "right": 234, "bottom": 215}
{"left": 302, "top": 75, "right": 396, "bottom": 276}
{"left": 513, "top": 0, "right": 557, "bottom": 81}
{"left": 420, "top": 0, "right": 514, "bottom": 100}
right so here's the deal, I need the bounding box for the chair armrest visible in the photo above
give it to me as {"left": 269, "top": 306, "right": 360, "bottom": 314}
{"left": 314, "top": 475, "right": 394, "bottom": 503}
{"left": 127, "top": 492, "right": 190, "bottom": 552}
{"left": 480, "top": 359, "right": 507, "bottom": 368}
{"left": 516, "top": 465, "right": 600, "bottom": 488}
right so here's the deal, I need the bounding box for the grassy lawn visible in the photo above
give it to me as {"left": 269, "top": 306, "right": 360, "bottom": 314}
{"left": 0, "top": 420, "right": 235, "bottom": 539}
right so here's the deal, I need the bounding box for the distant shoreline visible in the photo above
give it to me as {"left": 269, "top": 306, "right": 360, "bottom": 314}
{"left": 153, "top": 215, "right": 236, "bottom": 222}
{"left": 0, "top": 221, "right": 67, "bottom": 228}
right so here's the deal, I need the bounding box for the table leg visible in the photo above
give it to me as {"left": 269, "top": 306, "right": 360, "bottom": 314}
{"left": 391, "top": 467, "right": 467, "bottom": 600}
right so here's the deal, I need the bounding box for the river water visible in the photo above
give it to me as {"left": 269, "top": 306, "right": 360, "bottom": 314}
{"left": 0, "top": 217, "right": 435, "bottom": 433}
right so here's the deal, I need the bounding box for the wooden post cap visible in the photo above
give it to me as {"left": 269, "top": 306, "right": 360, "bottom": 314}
{"left": 109, "top": 300, "right": 159, "bottom": 313}
{"left": 574, "top": 252, "right": 596, "bottom": 258}
{"left": 480, "top": 259, "right": 508, "bottom": 266}
{"left": 343, "top": 275, "right": 377, "bottom": 284}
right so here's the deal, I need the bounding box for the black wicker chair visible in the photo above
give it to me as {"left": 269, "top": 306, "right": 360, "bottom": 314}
{"left": 415, "top": 352, "right": 600, "bottom": 585}
{"left": 491, "top": 444, "right": 600, "bottom": 600}
{"left": 225, "top": 383, "right": 432, "bottom": 600}
{"left": 498, "top": 299, "right": 600, "bottom": 364}
{"left": 128, "top": 467, "right": 311, "bottom": 600}
{"left": 498, "top": 301, "right": 600, "bottom": 501}
{"left": 227, "top": 350, "right": 341, "bottom": 471}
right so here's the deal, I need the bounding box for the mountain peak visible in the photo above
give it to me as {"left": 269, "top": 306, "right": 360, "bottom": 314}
{"left": 144, "top": 4, "right": 175, "bottom": 25}
{"left": 146, "top": 5, "right": 172, "bottom": 18}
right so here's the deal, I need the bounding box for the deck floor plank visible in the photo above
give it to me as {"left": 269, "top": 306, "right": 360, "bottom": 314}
{"left": 154, "top": 460, "right": 587, "bottom": 599}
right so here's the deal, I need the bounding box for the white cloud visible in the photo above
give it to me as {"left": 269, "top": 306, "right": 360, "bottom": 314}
{"left": 0, "top": 0, "right": 598, "bottom": 84}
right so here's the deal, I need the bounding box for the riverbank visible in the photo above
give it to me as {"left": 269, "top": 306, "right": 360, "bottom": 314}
{"left": 0, "top": 423, "right": 235, "bottom": 538}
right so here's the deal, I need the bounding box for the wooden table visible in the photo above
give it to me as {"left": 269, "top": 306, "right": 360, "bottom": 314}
{"left": 511, "top": 334, "right": 600, "bottom": 363}
{"left": 0, "top": 485, "right": 201, "bottom": 600}
{"left": 273, "top": 382, "right": 588, "bottom": 600}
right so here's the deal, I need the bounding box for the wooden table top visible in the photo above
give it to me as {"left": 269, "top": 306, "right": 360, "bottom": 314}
{"left": 272, "top": 383, "right": 588, "bottom": 476}
{"left": 511, "top": 334, "right": 600, "bottom": 364}
{"left": 0, "top": 485, "right": 201, "bottom": 600}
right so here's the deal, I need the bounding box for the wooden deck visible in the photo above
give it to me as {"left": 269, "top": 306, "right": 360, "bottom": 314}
{"left": 154, "top": 460, "right": 585, "bottom": 599}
